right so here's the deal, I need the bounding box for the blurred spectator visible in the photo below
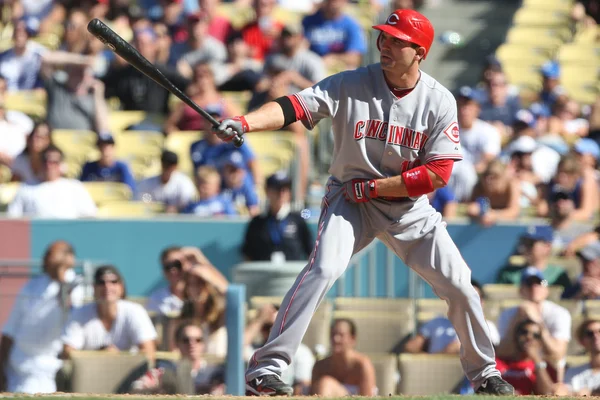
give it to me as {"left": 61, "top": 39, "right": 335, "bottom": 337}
{"left": 79, "top": 133, "right": 137, "bottom": 193}
{"left": 505, "top": 138, "right": 541, "bottom": 210}
{"left": 131, "top": 321, "right": 226, "bottom": 395}
{"left": 478, "top": 70, "right": 522, "bottom": 137}
{"left": 241, "top": 172, "right": 313, "bottom": 262}
{"left": 164, "top": 62, "right": 241, "bottom": 135}
{"left": 0, "top": 75, "right": 35, "bottom": 167}
{"left": 496, "top": 226, "right": 572, "bottom": 290}
{"left": 446, "top": 158, "right": 478, "bottom": 203}
{"left": 239, "top": 0, "right": 284, "bottom": 62}
{"left": 0, "top": 19, "right": 47, "bottom": 91}
{"left": 139, "top": 0, "right": 185, "bottom": 25}
{"left": 455, "top": 86, "right": 501, "bottom": 174}
{"left": 496, "top": 267, "right": 571, "bottom": 363}
{"left": 7, "top": 145, "right": 98, "bottom": 218}
{"left": 153, "top": 22, "right": 173, "bottom": 65}
{"left": 555, "top": 318, "right": 600, "bottom": 396}
{"left": 553, "top": 203, "right": 599, "bottom": 256}
{"left": 548, "top": 98, "right": 590, "bottom": 138}
{"left": 302, "top": 0, "right": 367, "bottom": 70}
{"left": 537, "top": 154, "right": 598, "bottom": 221}
{"left": 467, "top": 160, "right": 521, "bottom": 226}
{"left": 176, "top": 264, "right": 229, "bottom": 357}
{"left": 562, "top": 241, "right": 600, "bottom": 300}
{"left": 60, "top": 9, "right": 91, "bottom": 55}
{"left": 496, "top": 319, "right": 556, "bottom": 395}
{"left": 562, "top": 225, "right": 600, "bottom": 258}
{"left": 182, "top": 165, "right": 237, "bottom": 217}
{"left": 146, "top": 246, "right": 187, "bottom": 317}
{"left": 310, "top": 318, "right": 376, "bottom": 396}
{"left": 199, "top": 0, "right": 233, "bottom": 43}
{"left": 538, "top": 61, "right": 566, "bottom": 112}
{"left": 103, "top": 27, "right": 190, "bottom": 116}
{"left": 136, "top": 150, "right": 198, "bottom": 214}
{"left": 62, "top": 265, "right": 157, "bottom": 361}
{"left": 0, "top": 240, "right": 83, "bottom": 393}
{"left": 40, "top": 52, "right": 110, "bottom": 132}
{"left": 213, "top": 31, "right": 263, "bottom": 91}
{"left": 573, "top": 138, "right": 600, "bottom": 183}
{"left": 572, "top": 0, "right": 600, "bottom": 25}
{"left": 245, "top": 304, "right": 315, "bottom": 394}
{"left": 220, "top": 151, "right": 260, "bottom": 216}
{"left": 11, "top": 121, "right": 52, "bottom": 184}
{"left": 170, "top": 13, "right": 227, "bottom": 78}
{"left": 529, "top": 102, "right": 552, "bottom": 137}
{"left": 404, "top": 280, "right": 500, "bottom": 354}
{"left": 426, "top": 186, "right": 457, "bottom": 219}
{"left": 503, "top": 134, "right": 560, "bottom": 186}
{"left": 10, "top": 0, "right": 66, "bottom": 35}
{"left": 190, "top": 130, "right": 259, "bottom": 184}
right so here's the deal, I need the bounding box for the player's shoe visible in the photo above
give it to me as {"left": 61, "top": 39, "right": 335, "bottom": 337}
{"left": 475, "top": 376, "right": 514, "bottom": 396}
{"left": 246, "top": 375, "right": 294, "bottom": 396}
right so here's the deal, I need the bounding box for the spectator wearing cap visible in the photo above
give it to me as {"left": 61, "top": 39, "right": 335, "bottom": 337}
{"left": 539, "top": 61, "right": 566, "bottom": 111}
{"left": 503, "top": 131, "right": 560, "bottom": 186}
{"left": 103, "top": 28, "right": 190, "bottom": 116}
{"left": 478, "top": 70, "right": 522, "bottom": 137}
{"left": 537, "top": 154, "right": 598, "bottom": 221}
{"left": 455, "top": 86, "right": 501, "bottom": 174}
{"left": 190, "top": 130, "right": 259, "bottom": 185}
{"left": 164, "top": 61, "right": 241, "bottom": 135}
{"left": 496, "top": 226, "right": 572, "bottom": 290}
{"left": 79, "top": 133, "right": 137, "bottom": 193}
{"left": 170, "top": 12, "right": 227, "bottom": 77}
{"left": 573, "top": 138, "right": 600, "bottom": 184}
{"left": 61, "top": 265, "right": 157, "bottom": 362}
{"left": 0, "top": 19, "right": 47, "bottom": 91}
{"left": 529, "top": 102, "right": 552, "bottom": 136}
{"left": 548, "top": 98, "right": 590, "bottom": 139}
{"left": 241, "top": 172, "right": 313, "bottom": 262}
{"left": 496, "top": 267, "right": 571, "bottom": 362}
{"left": 221, "top": 151, "right": 260, "bottom": 217}
{"left": 238, "top": 0, "right": 285, "bottom": 62}
{"left": 11, "top": 0, "right": 67, "bottom": 35}
{"left": 0, "top": 75, "right": 35, "bottom": 169}
{"left": 562, "top": 241, "right": 600, "bottom": 300}
{"left": 211, "top": 30, "right": 264, "bottom": 92}
{"left": 302, "top": 0, "right": 367, "bottom": 70}
{"left": 182, "top": 165, "right": 237, "bottom": 217}
{"left": 136, "top": 150, "right": 198, "bottom": 213}
{"left": 40, "top": 49, "right": 110, "bottom": 132}
{"left": 8, "top": 145, "right": 98, "bottom": 218}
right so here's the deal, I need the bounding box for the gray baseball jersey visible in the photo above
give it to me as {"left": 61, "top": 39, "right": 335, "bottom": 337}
{"left": 246, "top": 63, "right": 500, "bottom": 388}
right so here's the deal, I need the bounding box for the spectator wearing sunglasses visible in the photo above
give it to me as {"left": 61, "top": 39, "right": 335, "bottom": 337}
{"left": 146, "top": 246, "right": 187, "bottom": 317}
{"left": 554, "top": 319, "right": 600, "bottom": 396}
{"left": 496, "top": 267, "right": 571, "bottom": 363}
{"left": 496, "top": 319, "right": 556, "bottom": 395}
{"left": 61, "top": 265, "right": 157, "bottom": 362}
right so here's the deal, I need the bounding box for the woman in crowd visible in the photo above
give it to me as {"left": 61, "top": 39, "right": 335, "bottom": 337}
{"left": 11, "top": 121, "right": 52, "bottom": 184}
{"left": 467, "top": 159, "right": 522, "bottom": 226}
{"left": 164, "top": 62, "right": 241, "bottom": 135}
{"left": 61, "top": 265, "right": 157, "bottom": 362}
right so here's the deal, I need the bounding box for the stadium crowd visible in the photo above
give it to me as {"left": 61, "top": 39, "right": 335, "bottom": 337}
{"left": 0, "top": 0, "right": 600, "bottom": 396}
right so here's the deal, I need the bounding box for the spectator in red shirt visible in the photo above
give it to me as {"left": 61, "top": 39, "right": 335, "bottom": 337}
{"left": 200, "top": 0, "right": 233, "bottom": 43}
{"left": 239, "top": 0, "right": 284, "bottom": 62}
{"left": 496, "top": 319, "right": 556, "bottom": 395}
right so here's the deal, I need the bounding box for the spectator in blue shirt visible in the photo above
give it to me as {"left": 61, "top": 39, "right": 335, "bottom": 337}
{"left": 190, "top": 129, "right": 259, "bottom": 184}
{"left": 427, "top": 186, "right": 457, "bottom": 219}
{"left": 301, "top": 0, "right": 367, "bottom": 70}
{"left": 79, "top": 133, "right": 137, "bottom": 193}
{"left": 221, "top": 151, "right": 260, "bottom": 216}
{"left": 478, "top": 70, "right": 521, "bottom": 137}
{"left": 539, "top": 61, "right": 567, "bottom": 111}
{"left": 183, "top": 165, "right": 237, "bottom": 217}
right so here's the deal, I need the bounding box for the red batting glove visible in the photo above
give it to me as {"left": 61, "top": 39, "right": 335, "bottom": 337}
{"left": 343, "top": 179, "right": 378, "bottom": 203}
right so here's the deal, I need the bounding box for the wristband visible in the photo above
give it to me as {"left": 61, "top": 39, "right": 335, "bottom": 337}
{"left": 367, "top": 179, "right": 378, "bottom": 198}
{"left": 233, "top": 116, "right": 250, "bottom": 133}
{"left": 402, "top": 165, "right": 434, "bottom": 197}
{"left": 535, "top": 361, "right": 547, "bottom": 370}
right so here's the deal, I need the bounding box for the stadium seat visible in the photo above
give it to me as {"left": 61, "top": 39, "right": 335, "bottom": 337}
{"left": 416, "top": 298, "right": 447, "bottom": 316}
{"left": 334, "top": 297, "right": 414, "bottom": 313}
{"left": 484, "top": 283, "right": 564, "bottom": 302}
{"left": 521, "top": 0, "right": 575, "bottom": 14}
{"left": 397, "top": 354, "right": 465, "bottom": 395}
{"left": 97, "top": 201, "right": 165, "bottom": 218}
{"left": 332, "top": 310, "right": 414, "bottom": 353}
{"left": 83, "top": 182, "right": 133, "bottom": 206}
{"left": 129, "top": 157, "right": 163, "bottom": 181}
{"left": 495, "top": 44, "right": 553, "bottom": 68}
{"left": 0, "top": 165, "right": 11, "bottom": 183}
{"left": 557, "top": 44, "right": 600, "bottom": 65}
{"left": 0, "top": 182, "right": 20, "bottom": 210}
{"left": 4, "top": 90, "right": 47, "bottom": 119}
{"left": 505, "top": 26, "right": 566, "bottom": 48}
{"left": 164, "top": 130, "right": 203, "bottom": 176}
{"left": 369, "top": 353, "right": 399, "bottom": 396}
{"left": 114, "top": 131, "right": 165, "bottom": 161}
{"left": 108, "top": 111, "right": 149, "bottom": 133}
{"left": 52, "top": 129, "right": 99, "bottom": 159}
{"left": 512, "top": 8, "right": 570, "bottom": 27}
{"left": 69, "top": 351, "right": 148, "bottom": 393}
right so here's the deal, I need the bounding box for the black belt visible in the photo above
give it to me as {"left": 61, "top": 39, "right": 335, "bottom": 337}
{"left": 380, "top": 196, "right": 410, "bottom": 202}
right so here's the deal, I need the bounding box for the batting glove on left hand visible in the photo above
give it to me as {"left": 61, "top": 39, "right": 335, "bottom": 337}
{"left": 212, "top": 116, "right": 249, "bottom": 143}
{"left": 343, "top": 179, "right": 378, "bottom": 203}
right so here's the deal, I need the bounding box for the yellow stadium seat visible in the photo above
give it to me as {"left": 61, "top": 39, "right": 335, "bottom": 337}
{"left": 164, "top": 131, "right": 203, "bottom": 155}
{"left": 521, "top": 0, "right": 575, "bottom": 13}
{"left": 557, "top": 44, "right": 600, "bottom": 65}
{"left": 5, "top": 90, "right": 47, "bottom": 118}
{"left": 397, "top": 354, "right": 465, "bottom": 395}
{"left": 0, "top": 165, "right": 12, "bottom": 183}
{"left": 51, "top": 129, "right": 99, "bottom": 159}
{"left": 96, "top": 201, "right": 164, "bottom": 218}
{"left": 0, "top": 182, "right": 21, "bottom": 208}
{"left": 108, "top": 111, "right": 148, "bottom": 133}
{"left": 129, "top": 157, "right": 162, "bottom": 181}
{"left": 573, "top": 25, "right": 600, "bottom": 43}
{"left": 113, "top": 131, "right": 164, "bottom": 161}
{"left": 501, "top": 64, "right": 544, "bottom": 89}
{"left": 505, "top": 26, "right": 567, "bottom": 47}
{"left": 334, "top": 297, "right": 414, "bottom": 313}
{"left": 369, "top": 353, "right": 399, "bottom": 396}
{"left": 83, "top": 182, "right": 133, "bottom": 206}
{"left": 222, "top": 91, "right": 252, "bottom": 110}
{"left": 495, "top": 43, "right": 553, "bottom": 67}
{"left": 512, "top": 8, "right": 570, "bottom": 27}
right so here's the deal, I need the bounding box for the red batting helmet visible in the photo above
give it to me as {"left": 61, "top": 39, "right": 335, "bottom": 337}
{"left": 373, "top": 9, "right": 435, "bottom": 59}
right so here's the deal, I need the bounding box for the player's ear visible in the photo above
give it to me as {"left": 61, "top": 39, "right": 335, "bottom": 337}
{"left": 415, "top": 47, "right": 426, "bottom": 61}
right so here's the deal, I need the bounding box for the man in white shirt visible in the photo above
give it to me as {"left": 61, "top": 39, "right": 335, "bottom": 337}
{"left": 7, "top": 144, "right": 97, "bottom": 219}
{"left": 136, "top": 150, "right": 197, "bottom": 213}
{"left": 146, "top": 246, "right": 186, "bottom": 317}
{"left": 0, "top": 75, "right": 35, "bottom": 166}
{"left": 0, "top": 240, "right": 84, "bottom": 393}
{"left": 496, "top": 267, "right": 571, "bottom": 363}
{"left": 456, "top": 86, "right": 501, "bottom": 174}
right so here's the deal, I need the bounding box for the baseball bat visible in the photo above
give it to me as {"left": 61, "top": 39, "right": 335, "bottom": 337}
{"left": 86, "top": 18, "right": 244, "bottom": 148}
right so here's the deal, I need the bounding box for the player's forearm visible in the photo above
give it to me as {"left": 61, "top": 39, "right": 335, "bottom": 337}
{"left": 533, "top": 363, "right": 555, "bottom": 395}
{"left": 540, "top": 332, "right": 566, "bottom": 361}
{"left": 42, "top": 51, "right": 92, "bottom": 66}
{"left": 244, "top": 102, "right": 286, "bottom": 132}
{"left": 375, "top": 168, "right": 445, "bottom": 197}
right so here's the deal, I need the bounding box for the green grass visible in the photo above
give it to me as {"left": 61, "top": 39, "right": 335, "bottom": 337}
{"left": 0, "top": 396, "right": 585, "bottom": 399}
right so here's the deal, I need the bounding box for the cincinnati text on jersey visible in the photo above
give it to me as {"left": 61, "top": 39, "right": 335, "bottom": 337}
{"left": 353, "top": 119, "right": 429, "bottom": 150}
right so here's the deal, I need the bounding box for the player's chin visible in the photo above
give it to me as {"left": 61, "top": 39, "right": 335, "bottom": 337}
{"left": 380, "top": 57, "right": 395, "bottom": 69}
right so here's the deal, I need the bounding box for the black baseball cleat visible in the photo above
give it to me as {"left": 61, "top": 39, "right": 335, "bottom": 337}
{"left": 246, "top": 375, "right": 294, "bottom": 396}
{"left": 476, "top": 376, "right": 515, "bottom": 396}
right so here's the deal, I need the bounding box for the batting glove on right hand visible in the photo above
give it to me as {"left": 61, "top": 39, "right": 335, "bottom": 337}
{"left": 212, "top": 116, "right": 249, "bottom": 143}
{"left": 343, "top": 179, "right": 378, "bottom": 203}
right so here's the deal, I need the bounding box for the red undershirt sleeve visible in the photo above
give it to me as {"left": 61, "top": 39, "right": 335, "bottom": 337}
{"left": 425, "top": 159, "right": 454, "bottom": 185}
{"left": 286, "top": 95, "right": 306, "bottom": 121}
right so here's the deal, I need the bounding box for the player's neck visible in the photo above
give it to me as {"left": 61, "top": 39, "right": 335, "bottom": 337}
{"left": 383, "top": 69, "right": 420, "bottom": 91}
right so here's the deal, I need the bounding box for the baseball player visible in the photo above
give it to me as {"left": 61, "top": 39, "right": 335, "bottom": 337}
{"left": 213, "top": 9, "right": 514, "bottom": 397}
